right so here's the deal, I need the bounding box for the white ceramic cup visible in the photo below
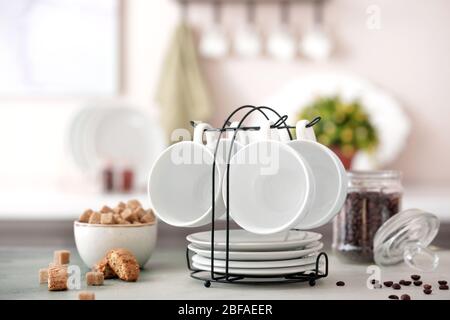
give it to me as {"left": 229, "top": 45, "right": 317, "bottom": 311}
{"left": 267, "top": 24, "right": 296, "bottom": 61}
{"left": 224, "top": 121, "right": 315, "bottom": 234}
{"left": 148, "top": 123, "right": 223, "bottom": 227}
{"left": 199, "top": 24, "right": 229, "bottom": 59}
{"left": 234, "top": 24, "right": 262, "bottom": 58}
{"left": 284, "top": 120, "right": 347, "bottom": 229}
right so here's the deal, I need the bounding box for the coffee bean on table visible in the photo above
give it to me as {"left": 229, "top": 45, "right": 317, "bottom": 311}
{"left": 388, "top": 295, "right": 399, "bottom": 300}
{"left": 336, "top": 281, "right": 345, "bottom": 287}
{"left": 399, "top": 280, "right": 405, "bottom": 285}
{"left": 423, "top": 284, "right": 432, "bottom": 290}
{"left": 438, "top": 280, "right": 447, "bottom": 286}
{"left": 401, "top": 294, "right": 411, "bottom": 300}
{"left": 402, "top": 281, "right": 412, "bottom": 286}
{"left": 414, "top": 280, "right": 423, "bottom": 286}
{"left": 392, "top": 283, "right": 401, "bottom": 290}
{"left": 423, "top": 289, "right": 432, "bottom": 295}
{"left": 383, "top": 281, "right": 394, "bottom": 287}
{"left": 411, "top": 275, "right": 421, "bottom": 281}
{"left": 439, "top": 285, "right": 449, "bottom": 290}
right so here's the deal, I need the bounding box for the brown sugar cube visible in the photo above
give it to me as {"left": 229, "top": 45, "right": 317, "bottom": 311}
{"left": 117, "top": 201, "right": 126, "bottom": 209}
{"left": 79, "top": 209, "right": 93, "bottom": 223}
{"left": 100, "top": 205, "right": 113, "bottom": 213}
{"left": 49, "top": 262, "right": 68, "bottom": 269}
{"left": 113, "top": 215, "right": 131, "bottom": 224}
{"left": 39, "top": 268, "right": 48, "bottom": 284}
{"left": 133, "top": 207, "right": 146, "bottom": 219}
{"left": 140, "top": 210, "right": 156, "bottom": 224}
{"left": 113, "top": 206, "right": 123, "bottom": 215}
{"left": 113, "top": 213, "right": 124, "bottom": 224}
{"left": 126, "top": 199, "right": 142, "bottom": 209}
{"left": 88, "top": 212, "right": 101, "bottom": 224}
{"left": 100, "top": 212, "right": 114, "bottom": 225}
{"left": 132, "top": 221, "right": 142, "bottom": 225}
{"left": 106, "top": 248, "right": 140, "bottom": 282}
{"left": 121, "top": 208, "right": 138, "bottom": 222}
{"left": 86, "top": 271, "right": 104, "bottom": 286}
{"left": 93, "top": 257, "right": 117, "bottom": 279}
{"left": 139, "top": 214, "right": 153, "bottom": 224}
{"left": 147, "top": 208, "right": 156, "bottom": 219}
{"left": 78, "top": 291, "right": 95, "bottom": 300}
{"left": 48, "top": 266, "right": 68, "bottom": 291}
{"left": 54, "top": 250, "right": 70, "bottom": 265}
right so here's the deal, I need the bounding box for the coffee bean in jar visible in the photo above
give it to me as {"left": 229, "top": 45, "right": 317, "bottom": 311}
{"left": 333, "top": 171, "right": 403, "bottom": 263}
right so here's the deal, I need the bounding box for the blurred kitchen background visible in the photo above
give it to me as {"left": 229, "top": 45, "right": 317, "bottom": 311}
{"left": 0, "top": 0, "right": 449, "bottom": 246}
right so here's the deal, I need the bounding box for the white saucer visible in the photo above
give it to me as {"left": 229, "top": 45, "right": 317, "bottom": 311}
{"left": 187, "top": 242, "right": 323, "bottom": 261}
{"left": 192, "top": 262, "right": 317, "bottom": 276}
{"left": 192, "top": 254, "right": 317, "bottom": 269}
{"left": 186, "top": 229, "right": 322, "bottom": 251}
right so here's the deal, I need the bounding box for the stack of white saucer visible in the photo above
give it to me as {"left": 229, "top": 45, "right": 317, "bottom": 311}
{"left": 187, "top": 229, "right": 323, "bottom": 276}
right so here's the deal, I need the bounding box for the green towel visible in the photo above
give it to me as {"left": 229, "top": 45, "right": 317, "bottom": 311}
{"left": 155, "top": 23, "right": 212, "bottom": 142}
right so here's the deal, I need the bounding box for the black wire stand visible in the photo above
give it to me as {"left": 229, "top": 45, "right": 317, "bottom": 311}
{"left": 186, "top": 105, "right": 329, "bottom": 287}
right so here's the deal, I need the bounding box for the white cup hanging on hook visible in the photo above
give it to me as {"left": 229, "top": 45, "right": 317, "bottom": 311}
{"left": 267, "top": 0, "right": 296, "bottom": 61}
{"left": 199, "top": 1, "right": 229, "bottom": 59}
{"left": 300, "top": 0, "right": 332, "bottom": 62}
{"left": 233, "top": 0, "right": 262, "bottom": 58}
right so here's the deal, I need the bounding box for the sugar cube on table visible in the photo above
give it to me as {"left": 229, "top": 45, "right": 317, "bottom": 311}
{"left": 88, "top": 212, "right": 101, "bottom": 224}
{"left": 48, "top": 266, "right": 68, "bottom": 291}
{"left": 78, "top": 291, "right": 96, "bottom": 300}
{"left": 79, "top": 209, "right": 93, "bottom": 223}
{"left": 49, "top": 262, "right": 68, "bottom": 269}
{"left": 39, "top": 268, "right": 48, "bottom": 284}
{"left": 54, "top": 250, "right": 70, "bottom": 265}
{"left": 93, "top": 257, "right": 117, "bottom": 279}
{"left": 100, "top": 212, "right": 114, "bottom": 225}
{"left": 86, "top": 271, "right": 104, "bottom": 286}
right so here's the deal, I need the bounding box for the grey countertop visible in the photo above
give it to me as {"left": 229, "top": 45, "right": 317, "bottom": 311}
{"left": 1, "top": 244, "right": 450, "bottom": 300}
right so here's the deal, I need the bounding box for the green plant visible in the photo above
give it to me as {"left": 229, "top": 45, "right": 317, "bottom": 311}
{"left": 297, "top": 96, "right": 378, "bottom": 157}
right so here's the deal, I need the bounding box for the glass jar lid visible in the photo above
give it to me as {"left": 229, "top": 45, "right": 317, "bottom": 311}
{"left": 373, "top": 208, "right": 440, "bottom": 270}
{"left": 348, "top": 170, "right": 402, "bottom": 181}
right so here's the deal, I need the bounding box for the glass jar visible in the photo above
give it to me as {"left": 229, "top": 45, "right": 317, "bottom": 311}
{"left": 333, "top": 170, "right": 403, "bottom": 263}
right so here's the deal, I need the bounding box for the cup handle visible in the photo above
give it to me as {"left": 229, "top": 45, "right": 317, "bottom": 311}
{"left": 258, "top": 120, "right": 273, "bottom": 141}
{"left": 295, "top": 120, "right": 317, "bottom": 142}
{"left": 193, "top": 122, "right": 214, "bottom": 145}
{"left": 228, "top": 121, "right": 249, "bottom": 145}
{"left": 278, "top": 126, "right": 291, "bottom": 142}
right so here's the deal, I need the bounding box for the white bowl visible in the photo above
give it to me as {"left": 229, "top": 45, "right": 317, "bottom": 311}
{"left": 74, "top": 221, "right": 157, "bottom": 268}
